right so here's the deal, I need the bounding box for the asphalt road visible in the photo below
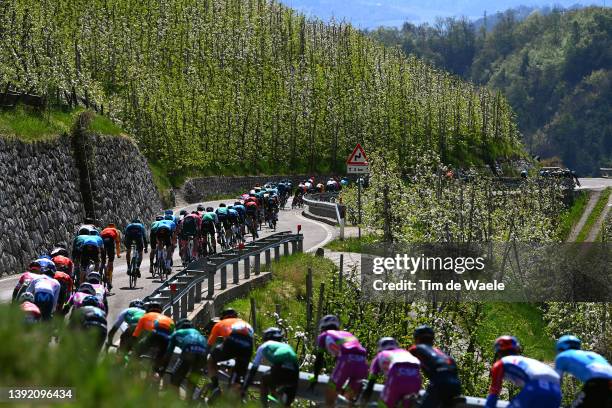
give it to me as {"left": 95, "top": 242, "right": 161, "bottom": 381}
{"left": 577, "top": 177, "right": 612, "bottom": 190}
{"left": 0, "top": 199, "right": 337, "bottom": 324}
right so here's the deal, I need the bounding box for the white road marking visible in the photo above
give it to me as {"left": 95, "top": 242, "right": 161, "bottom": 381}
{"left": 297, "top": 213, "right": 335, "bottom": 253}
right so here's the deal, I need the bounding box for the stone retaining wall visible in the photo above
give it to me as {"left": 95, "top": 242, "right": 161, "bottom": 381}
{"left": 0, "top": 129, "right": 161, "bottom": 276}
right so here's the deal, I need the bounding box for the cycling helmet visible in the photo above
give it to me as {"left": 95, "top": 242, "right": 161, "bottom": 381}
{"left": 262, "top": 327, "right": 284, "bottom": 342}
{"left": 164, "top": 214, "right": 174, "bottom": 221}
{"left": 87, "top": 271, "right": 102, "bottom": 284}
{"left": 219, "top": 203, "right": 226, "bottom": 208}
{"left": 318, "top": 315, "right": 340, "bottom": 332}
{"left": 81, "top": 295, "right": 100, "bottom": 308}
{"left": 145, "top": 301, "right": 163, "bottom": 313}
{"left": 413, "top": 325, "right": 435, "bottom": 344}
{"left": 129, "top": 299, "right": 145, "bottom": 309}
{"left": 165, "top": 209, "right": 174, "bottom": 215}
{"left": 556, "top": 335, "right": 581, "bottom": 353}
{"left": 494, "top": 335, "right": 521, "bottom": 355}
{"left": 88, "top": 229, "right": 99, "bottom": 236}
{"left": 220, "top": 308, "right": 238, "bottom": 319}
{"left": 132, "top": 218, "right": 142, "bottom": 224}
{"left": 78, "top": 283, "right": 96, "bottom": 295}
{"left": 28, "top": 260, "right": 42, "bottom": 272}
{"left": 19, "top": 292, "right": 35, "bottom": 304}
{"left": 377, "top": 337, "right": 400, "bottom": 353}
{"left": 197, "top": 205, "right": 205, "bottom": 212}
{"left": 155, "top": 215, "right": 164, "bottom": 221}
{"left": 227, "top": 205, "right": 234, "bottom": 209}
{"left": 50, "top": 247, "right": 69, "bottom": 258}
{"left": 206, "top": 207, "right": 214, "bottom": 212}
{"left": 234, "top": 202, "right": 242, "bottom": 206}
{"left": 180, "top": 209, "right": 188, "bottom": 216}
{"left": 176, "top": 318, "right": 194, "bottom": 330}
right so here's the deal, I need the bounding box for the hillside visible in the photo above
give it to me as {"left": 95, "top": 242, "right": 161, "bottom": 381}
{"left": 369, "top": 7, "right": 612, "bottom": 175}
{"left": 0, "top": 0, "right": 522, "bottom": 181}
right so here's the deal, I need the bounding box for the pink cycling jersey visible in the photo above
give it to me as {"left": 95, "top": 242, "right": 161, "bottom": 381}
{"left": 14, "top": 272, "right": 42, "bottom": 294}
{"left": 371, "top": 349, "right": 422, "bottom": 408}
{"left": 370, "top": 349, "right": 421, "bottom": 377}
{"left": 66, "top": 291, "right": 104, "bottom": 310}
{"left": 316, "top": 330, "right": 366, "bottom": 357}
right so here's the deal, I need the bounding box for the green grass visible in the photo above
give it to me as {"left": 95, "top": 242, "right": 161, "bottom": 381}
{"left": 225, "top": 253, "right": 337, "bottom": 337}
{"left": 557, "top": 191, "right": 589, "bottom": 241}
{"left": 576, "top": 188, "right": 611, "bottom": 242}
{"left": 88, "top": 114, "right": 123, "bottom": 136}
{"left": 325, "top": 235, "right": 381, "bottom": 253}
{"left": 0, "top": 106, "right": 80, "bottom": 141}
{"left": 477, "top": 303, "right": 556, "bottom": 361}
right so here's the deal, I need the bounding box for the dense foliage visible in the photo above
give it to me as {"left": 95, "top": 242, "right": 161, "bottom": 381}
{"left": 369, "top": 7, "right": 612, "bottom": 176}
{"left": 0, "top": 0, "right": 522, "bottom": 177}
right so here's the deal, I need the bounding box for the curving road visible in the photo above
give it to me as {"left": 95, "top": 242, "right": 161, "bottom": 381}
{"left": 0, "top": 199, "right": 338, "bottom": 323}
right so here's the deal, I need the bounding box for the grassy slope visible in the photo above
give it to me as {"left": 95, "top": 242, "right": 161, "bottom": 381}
{"left": 225, "top": 253, "right": 335, "bottom": 338}
{"left": 0, "top": 106, "right": 79, "bottom": 141}
{"left": 576, "top": 188, "right": 611, "bottom": 242}
{"left": 557, "top": 191, "right": 589, "bottom": 241}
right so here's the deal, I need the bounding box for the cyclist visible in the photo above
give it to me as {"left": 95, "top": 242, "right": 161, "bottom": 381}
{"left": 242, "top": 327, "right": 299, "bottom": 407}
{"left": 51, "top": 254, "right": 74, "bottom": 278}
{"left": 159, "top": 318, "right": 208, "bottom": 395}
{"left": 131, "top": 301, "right": 175, "bottom": 372}
{"left": 53, "top": 270, "right": 73, "bottom": 314}
{"left": 201, "top": 210, "right": 218, "bottom": 256}
{"left": 265, "top": 194, "right": 279, "bottom": 228}
{"left": 149, "top": 216, "right": 175, "bottom": 275}
{"left": 408, "top": 325, "right": 462, "bottom": 408}
{"left": 106, "top": 299, "right": 146, "bottom": 353}
{"left": 75, "top": 231, "right": 105, "bottom": 285}
{"left": 362, "top": 337, "right": 422, "bottom": 408}
{"left": 124, "top": 219, "right": 148, "bottom": 278}
{"left": 164, "top": 209, "right": 180, "bottom": 225}
{"left": 340, "top": 177, "right": 349, "bottom": 188}
{"left": 63, "top": 282, "right": 104, "bottom": 313}
{"left": 12, "top": 264, "right": 43, "bottom": 302}
{"left": 227, "top": 205, "right": 241, "bottom": 244}
{"left": 86, "top": 271, "right": 108, "bottom": 312}
{"left": 245, "top": 199, "right": 259, "bottom": 238}
{"left": 100, "top": 223, "right": 121, "bottom": 290}
{"left": 233, "top": 201, "right": 247, "bottom": 236}
{"left": 216, "top": 204, "right": 231, "bottom": 247}
{"left": 25, "top": 261, "right": 60, "bottom": 320}
{"left": 207, "top": 308, "right": 254, "bottom": 393}
{"left": 178, "top": 209, "right": 188, "bottom": 222}
{"left": 50, "top": 242, "right": 70, "bottom": 259}
{"left": 554, "top": 334, "right": 612, "bottom": 408}
{"left": 309, "top": 315, "right": 368, "bottom": 407}
{"left": 178, "top": 210, "right": 201, "bottom": 263}
{"left": 19, "top": 292, "right": 41, "bottom": 324}
{"left": 485, "top": 335, "right": 561, "bottom": 408}
{"left": 68, "top": 299, "right": 108, "bottom": 351}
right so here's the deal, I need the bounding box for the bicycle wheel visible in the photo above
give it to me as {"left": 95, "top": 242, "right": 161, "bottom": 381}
{"left": 129, "top": 264, "right": 137, "bottom": 288}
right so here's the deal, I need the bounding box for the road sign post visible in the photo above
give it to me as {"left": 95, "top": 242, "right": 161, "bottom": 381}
{"left": 347, "top": 144, "right": 369, "bottom": 239}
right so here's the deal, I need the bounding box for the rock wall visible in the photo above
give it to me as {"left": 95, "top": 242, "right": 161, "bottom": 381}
{"left": 0, "top": 136, "right": 84, "bottom": 275}
{"left": 88, "top": 134, "right": 162, "bottom": 227}
{"left": 0, "top": 130, "right": 161, "bottom": 276}
{"left": 182, "top": 174, "right": 342, "bottom": 203}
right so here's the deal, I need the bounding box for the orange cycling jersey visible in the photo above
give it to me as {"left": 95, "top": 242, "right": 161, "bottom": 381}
{"left": 132, "top": 312, "right": 175, "bottom": 338}
{"left": 208, "top": 318, "right": 253, "bottom": 346}
{"left": 101, "top": 227, "right": 121, "bottom": 254}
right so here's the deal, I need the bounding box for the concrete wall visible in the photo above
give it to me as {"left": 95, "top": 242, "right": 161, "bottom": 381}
{"left": 0, "top": 129, "right": 162, "bottom": 276}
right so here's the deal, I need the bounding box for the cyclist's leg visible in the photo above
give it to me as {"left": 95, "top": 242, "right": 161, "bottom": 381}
{"left": 149, "top": 232, "right": 156, "bottom": 273}
{"left": 136, "top": 238, "right": 144, "bottom": 276}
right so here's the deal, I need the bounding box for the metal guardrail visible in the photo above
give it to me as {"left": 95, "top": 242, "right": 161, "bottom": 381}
{"left": 303, "top": 193, "right": 343, "bottom": 222}
{"left": 216, "top": 361, "right": 505, "bottom": 407}
{"left": 143, "top": 231, "right": 303, "bottom": 320}
{"left": 602, "top": 168, "right": 612, "bottom": 178}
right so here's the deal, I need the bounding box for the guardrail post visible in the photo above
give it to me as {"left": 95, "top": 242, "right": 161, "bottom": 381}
{"left": 195, "top": 280, "right": 202, "bottom": 303}
{"left": 221, "top": 266, "right": 227, "bottom": 289}
{"left": 188, "top": 285, "right": 195, "bottom": 311}
{"left": 172, "top": 302, "right": 179, "bottom": 321}
{"left": 274, "top": 245, "right": 280, "bottom": 261}
{"left": 233, "top": 261, "right": 239, "bottom": 284}
{"left": 207, "top": 267, "right": 215, "bottom": 298}
{"left": 297, "top": 237, "right": 303, "bottom": 252}
{"left": 283, "top": 242, "right": 289, "bottom": 256}
{"left": 244, "top": 256, "right": 250, "bottom": 279}
{"left": 265, "top": 249, "right": 271, "bottom": 267}
{"left": 291, "top": 240, "right": 297, "bottom": 254}
{"left": 180, "top": 292, "right": 188, "bottom": 318}
{"left": 254, "top": 253, "right": 260, "bottom": 275}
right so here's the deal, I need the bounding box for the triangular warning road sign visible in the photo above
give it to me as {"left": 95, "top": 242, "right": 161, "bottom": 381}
{"left": 347, "top": 143, "right": 368, "bottom": 165}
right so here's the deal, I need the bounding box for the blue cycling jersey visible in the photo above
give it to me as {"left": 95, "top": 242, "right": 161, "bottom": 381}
{"left": 228, "top": 209, "right": 238, "bottom": 218}
{"left": 125, "top": 223, "right": 146, "bottom": 238}
{"left": 78, "top": 235, "right": 104, "bottom": 248}
{"left": 160, "top": 219, "right": 176, "bottom": 232}
{"left": 555, "top": 349, "right": 612, "bottom": 383}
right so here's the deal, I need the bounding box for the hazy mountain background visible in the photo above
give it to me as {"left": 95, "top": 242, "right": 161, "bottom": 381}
{"left": 280, "top": 0, "right": 603, "bottom": 27}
